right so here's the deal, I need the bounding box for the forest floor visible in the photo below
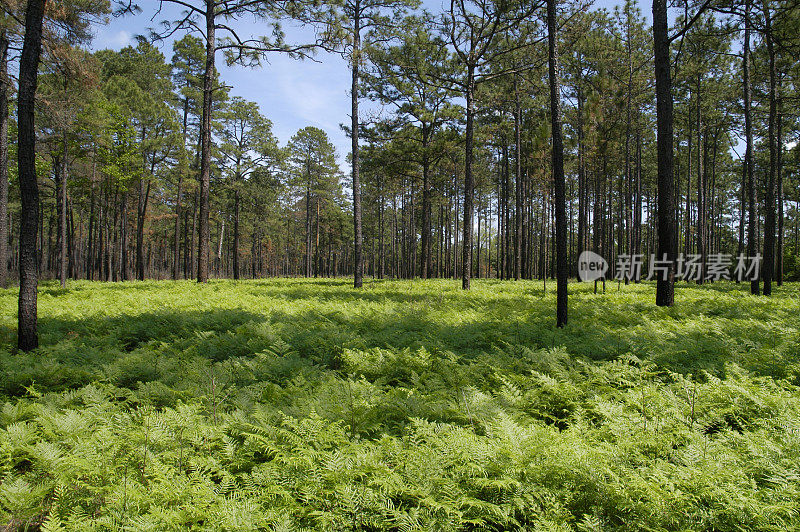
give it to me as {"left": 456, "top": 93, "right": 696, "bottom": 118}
{"left": 0, "top": 279, "right": 799, "bottom": 530}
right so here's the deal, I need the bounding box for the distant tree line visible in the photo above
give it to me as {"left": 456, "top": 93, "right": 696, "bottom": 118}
{"left": 4, "top": 0, "right": 800, "bottom": 348}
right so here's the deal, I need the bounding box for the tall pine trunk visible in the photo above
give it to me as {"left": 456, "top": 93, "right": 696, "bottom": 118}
{"left": 57, "top": 145, "right": 67, "bottom": 287}
{"left": 421, "top": 129, "right": 431, "bottom": 279}
{"left": 18, "top": 0, "right": 47, "bottom": 351}
{"left": 547, "top": 0, "right": 567, "bottom": 327}
{"left": 762, "top": 1, "right": 777, "bottom": 296}
{"left": 653, "top": 0, "right": 676, "bottom": 306}
{"left": 233, "top": 185, "right": 240, "bottom": 280}
{"left": 0, "top": 32, "right": 8, "bottom": 288}
{"left": 197, "top": 0, "right": 215, "bottom": 283}
{"left": 174, "top": 97, "right": 189, "bottom": 281}
{"left": 462, "top": 69, "right": 475, "bottom": 290}
{"left": 351, "top": 3, "right": 363, "bottom": 288}
{"left": 136, "top": 177, "right": 150, "bottom": 281}
{"left": 696, "top": 74, "right": 705, "bottom": 283}
{"left": 514, "top": 78, "right": 523, "bottom": 280}
{"left": 305, "top": 182, "right": 312, "bottom": 277}
{"left": 776, "top": 86, "right": 783, "bottom": 286}
{"left": 743, "top": 0, "right": 758, "bottom": 294}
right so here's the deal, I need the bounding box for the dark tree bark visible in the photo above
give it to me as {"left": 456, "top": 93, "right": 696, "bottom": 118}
{"left": 762, "top": 1, "right": 777, "bottom": 296}
{"left": 498, "top": 156, "right": 505, "bottom": 280}
{"left": 197, "top": 0, "right": 215, "bottom": 283}
{"left": 503, "top": 143, "right": 510, "bottom": 279}
{"left": 136, "top": 177, "right": 150, "bottom": 281}
{"left": 575, "top": 78, "right": 586, "bottom": 276}
{"left": 315, "top": 197, "right": 320, "bottom": 277}
{"left": 305, "top": 180, "right": 312, "bottom": 277}
{"left": 653, "top": 0, "right": 676, "bottom": 306}
{"left": 514, "top": 81, "right": 523, "bottom": 281}
{"left": 634, "top": 128, "right": 642, "bottom": 266}
{"left": 776, "top": 86, "right": 783, "bottom": 286}
{"left": 233, "top": 185, "right": 240, "bottom": 280}
{"left": 547, "top": 0, "right": 567, "bottom": 328}
{"left": 18, "top": 0, "right": 47, "bottom": 351}
{"left": 685, "top": 115, "right": 692, "bottom": 258}
{"left": 174, "top": 95, "right": 190, "bottom": 281}
{"left": 174, "top": 170, "right": 183, "bottom": 280}
{"left": 120, "top": 191, "right": 129, "bottom": 280}
{"left": 462, "top": 68, "right": 475, "bottom": 290}
{"left": 352, "top": 1, "right": 364, "bottom": 288}
{"left": 743, "top": 0, "right": 758, "bottom": 294}
{"left": 57, "top": 148, "right": 67, "bottom": 287}
{"left": 421, "top": 129, "right": 431, "bottom": 279}
{"left": 87, "top": 168, "right": 96, "bottom": 280}
{"left": 0, "top": 32, "right": 8, "bottom": 288}
{"left": 696, "top": 74, "right": 705, "bottom": 283}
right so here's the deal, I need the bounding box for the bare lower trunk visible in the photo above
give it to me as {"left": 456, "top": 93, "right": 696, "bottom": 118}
{"left": 174, "top": 170, "right": 182, "bottom": 280}
{"left": 743, "top": 0, "right": 758, "bottom": 295}
{"left": 136, "top": 178, "right": 150, "bottom": 281}
{"left": 653, "top": 0, "right": 676, "bottom": 306}
{"left": 696, "top": 75, "right": 705, "bottom": 283}
{"left": 352, "top": 4, "right": 363, "bottom": 288}
{"left": 121, "top": 192, "right": 129, "bottom": 281}
{"left": 462, "top": 71, "right": 475, "bottom": 290}
{"left": 58, "top": 148, "right": 67, "bottom": 287}
{"left": 514, "top": 79, "right": 523, "bottom": 281}
{"left": 18, "top": 0, "right": 47, "bottom": 351}
{"left": 305, "top": 184, "right": 312, "bottom": 277}
{"left": 776, "top": 92, "right": 783, "bottom": 286}
{"left": 0, "top": 33, "right": 9, "bottom": 288}
{"left": 762, "top": 3, "right": 777, "bottom": 296}
{"left": 233, "top": 187, "right": 240, "bottom": 280}
{"left": 547, "top": 0, "right": 567, "bottom": 328}
{"left": 421, "top": 143, "right": 431, "bottom": 279}
{"left": 197, "top": 0, "right": 215, "bottom": 283}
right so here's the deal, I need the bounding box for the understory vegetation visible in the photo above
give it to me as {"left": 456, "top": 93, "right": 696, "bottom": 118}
{"left": 1, "top": 279, "right": 799, "bottom": 530}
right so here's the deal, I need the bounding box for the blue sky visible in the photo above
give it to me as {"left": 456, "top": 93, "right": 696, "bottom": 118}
{"left": 91, "top": 0, "right": 635, "bottom": 169}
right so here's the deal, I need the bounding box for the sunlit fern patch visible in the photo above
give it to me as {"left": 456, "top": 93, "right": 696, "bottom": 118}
{"left": 1, "top": 279, "right": 799, "bottom": 530}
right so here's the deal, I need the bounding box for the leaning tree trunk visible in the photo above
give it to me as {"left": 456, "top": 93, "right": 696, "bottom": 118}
{"left": 197, "top": 0, "right": 215, "bottom": 283}
{"left": 547, "top": 0, "right": 568, "bottom": 328}
{"left": 18, "top": 0, "right": 47, "bottom": 351}
{"left": 653, "top": 0, "right": 676, "bottom": 306}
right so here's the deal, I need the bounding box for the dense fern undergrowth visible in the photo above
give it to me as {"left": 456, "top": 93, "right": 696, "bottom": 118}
{"left": 0, "top": 279, "right": 799, "bottom": 531}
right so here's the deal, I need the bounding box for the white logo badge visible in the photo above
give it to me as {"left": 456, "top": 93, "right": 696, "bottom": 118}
{"left": 578, "top": 251, "right": 608, "bottom": 282}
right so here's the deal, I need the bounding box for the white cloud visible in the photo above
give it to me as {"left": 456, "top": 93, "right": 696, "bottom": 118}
{"left": 92, "top": 29, "right": 133, "bottom": 51}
